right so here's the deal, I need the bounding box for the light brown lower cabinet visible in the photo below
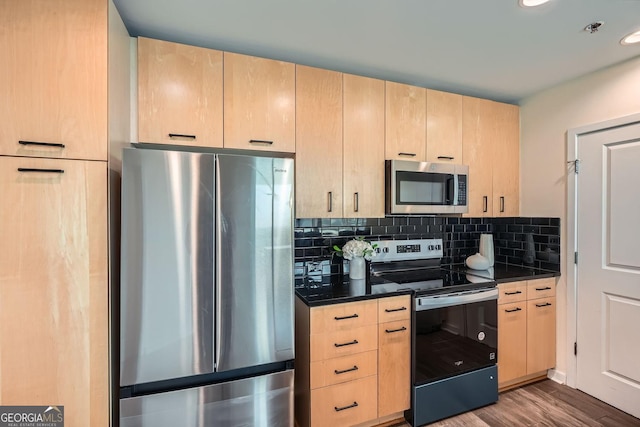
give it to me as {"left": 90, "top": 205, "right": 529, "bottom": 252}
{"left": 0, "top": 157, "right": 108, "bottom": 427}
{"left": 497, "top": 277, "right": 556, "bottom": 390}
{"left": 295, "top": 295, "right": 411, "bottom": 427}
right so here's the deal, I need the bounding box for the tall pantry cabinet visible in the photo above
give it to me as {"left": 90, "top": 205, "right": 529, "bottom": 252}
{"left": 0, "top": 1, "right": 113, "bottom": 426}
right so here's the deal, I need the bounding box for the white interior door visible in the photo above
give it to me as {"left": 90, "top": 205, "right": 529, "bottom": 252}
{"left": 575, "top": 120, "right": 640, "bottom": 418}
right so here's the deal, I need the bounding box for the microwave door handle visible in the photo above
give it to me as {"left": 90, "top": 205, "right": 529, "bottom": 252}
{"left": 445, "top": 176, "right": 454, "bottom": 204}
{"left": 453, "top": 174, "right": 459, "bottom": 206}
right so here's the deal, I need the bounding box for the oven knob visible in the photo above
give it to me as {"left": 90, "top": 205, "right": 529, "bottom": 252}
{"left": 383, "top": 247, "right": 390, "bottom": 253}
{"left": 375, "top": 247, "right": 381, "bottom": 253}
{"left": 428, "top": 245, "right": 434, "bottom": 250}
{"left": 436, "top": 244, "right": 442, "bottom": 250}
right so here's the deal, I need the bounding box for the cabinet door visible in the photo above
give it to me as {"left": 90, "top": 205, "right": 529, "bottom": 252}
{"left": 138, "top": 37, "right": 223, "bottom": 147}
{"left": 223, "top": 52, "right": 295, "bottom": 152}
{"left": 492, "top": 103, "right": 519, "bottom": 216}
{"left": 0, "top": 0, "right": 107, "bottom": 161}
{"left": 497, "top": 302, "right": 527, "bottom": 386}
{"left": 462, "top": 96, "right": 494, "bottom": 216}
{"left": 385, "top": 81, "right": 426, "bottom": 161}
{"left": 295, "top": 65, "right": 343, "bottom": 218}
{"left": 378, "top": 319, "right": 411, "bottom": 417}
{"left": 343, "top": 74, "right": 385, "bottom": 218}
{"left": 0, "top": 157, "right": 108, "bottom": 427}
{"left": 526, "top": 297, "right": 556, "bottom": 375}
{"left": 426, "top": 89, "right": 462, "bottom": 163}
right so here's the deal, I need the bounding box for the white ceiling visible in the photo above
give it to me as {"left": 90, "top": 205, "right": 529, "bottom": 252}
{"left": 112, "top": 0, "right": 640, "bottom": 104}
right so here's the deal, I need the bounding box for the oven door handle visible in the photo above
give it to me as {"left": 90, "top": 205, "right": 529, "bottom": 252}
{"left": 415, "top": 288, "right": 498, "bottom": 311}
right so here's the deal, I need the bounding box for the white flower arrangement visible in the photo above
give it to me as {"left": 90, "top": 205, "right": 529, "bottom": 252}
{"left": 333, "top": 237, "right": 378, "bottom": 261}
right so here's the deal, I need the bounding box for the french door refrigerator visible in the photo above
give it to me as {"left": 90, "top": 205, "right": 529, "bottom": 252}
{"left": 119, "top": 146, "right": 295, "bottom": 426}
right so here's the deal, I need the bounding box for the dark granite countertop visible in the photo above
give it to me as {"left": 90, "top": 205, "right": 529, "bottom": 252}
{"left": 295, "top": 275, "right": 413, "bottom": 307}
{"left": 444, "top": 262, "right": 560, "bottom": 283}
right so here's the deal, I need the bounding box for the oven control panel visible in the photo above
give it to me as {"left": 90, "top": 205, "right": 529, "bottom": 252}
{"left": 372, "top": 239, "right": 443, "bottom": 262}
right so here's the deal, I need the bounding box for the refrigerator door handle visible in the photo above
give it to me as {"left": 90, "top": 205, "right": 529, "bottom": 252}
{"left": 214, "top": 157, "right": 221, "bottom": 371}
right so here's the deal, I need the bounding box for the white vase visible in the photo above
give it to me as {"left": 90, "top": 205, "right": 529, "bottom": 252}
{"left": 479, "top": 234, "right": 494, "bottom": 267}
{"left": 349, "top": 256, "right": 366, "bottom": 280}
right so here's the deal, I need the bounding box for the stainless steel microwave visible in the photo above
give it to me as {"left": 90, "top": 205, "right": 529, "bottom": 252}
{"left": 385, "top": 160, "right": 469, "bottom": 215}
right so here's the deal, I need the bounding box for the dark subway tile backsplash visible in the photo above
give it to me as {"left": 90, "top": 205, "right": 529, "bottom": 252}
{"left": 294, "top": 216, "right": 561, "bottom": 273}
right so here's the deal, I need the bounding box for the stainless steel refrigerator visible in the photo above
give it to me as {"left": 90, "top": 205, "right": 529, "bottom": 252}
{"left": 119, "top": 146, "right": 295, "bottom": 426}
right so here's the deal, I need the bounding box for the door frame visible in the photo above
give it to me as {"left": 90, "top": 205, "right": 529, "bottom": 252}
{"left": 565, "top": 112, "right": 640, "bottom": 388}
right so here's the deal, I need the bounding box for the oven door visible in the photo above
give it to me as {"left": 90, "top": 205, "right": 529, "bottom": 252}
{"left": 414, "top": 288, "right": 498, "bottom": 385}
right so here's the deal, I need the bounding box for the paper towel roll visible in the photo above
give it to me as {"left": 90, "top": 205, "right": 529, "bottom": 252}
{"left": 479, "top": 234, "right": 494, "bottom": 267}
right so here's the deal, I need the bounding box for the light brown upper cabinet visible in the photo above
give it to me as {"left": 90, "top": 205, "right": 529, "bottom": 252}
{"left": 0, "top": 157, "right": 108, "bottom": 427}
{"left": 463, "top": 96, "right": 520, "bottom": 217}
{"left": 343, "top": 74, "right": 386, "bottom": 218}
{"left": 223, "top": 52, "right": 295, "bottom": 152}
{"left": 137, "top": 37, "right": 223, "bottom": 147}
{"left": 0, "top": 0, "right": 107, "bottom": 161}
{"left": 491, "top": 102, "right": 519, "bottom": 217}
{"left": 296, "top": 66, "right": 344, "bottom": 218}
{"left": 426, "top": 90, "right": 463, "bottom": 163}
{"left": 385, "top": 82, "right": 427, "bottom": 162}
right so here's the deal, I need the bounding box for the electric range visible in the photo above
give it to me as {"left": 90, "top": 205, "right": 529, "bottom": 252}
{"left": 370, "top": 239, "right": 499, "bottom": 427}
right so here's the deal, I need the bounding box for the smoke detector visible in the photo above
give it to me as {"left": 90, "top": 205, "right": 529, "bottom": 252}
{"left": 584, "top": 21, "right": 604, "bottom": 34}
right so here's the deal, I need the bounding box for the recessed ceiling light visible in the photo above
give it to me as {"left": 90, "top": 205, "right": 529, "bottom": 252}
{"left": 519, "top": 0, "right": 550, "bottom": 7}
{"left": 621, "top": 30, "right": 640, "bottom": 45}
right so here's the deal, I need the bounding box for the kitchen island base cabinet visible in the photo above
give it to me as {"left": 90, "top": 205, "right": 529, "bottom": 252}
{"left": 295, "top": 295, "right": 411, "bottom": 427}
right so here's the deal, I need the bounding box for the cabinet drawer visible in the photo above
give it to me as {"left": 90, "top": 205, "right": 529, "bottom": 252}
{"left": 310, "top": 299, "right": 377, "bottom": 334}
{"left": 378, "top": 295, "right": 411, "bottom": 322}
{"left": 527, "top": 278, "right": 556, "bottom": 300}
{"left": 498, "top": 281, "right": 527, "bottom": 304}
{"left": 310, "top": 350, "right": 377, "bottom": 389}
{"left": 310, "top": 325, "right": 377, "bottom": 362}
{"left": 311, "top": 375, "right": 377, "bottom": 427}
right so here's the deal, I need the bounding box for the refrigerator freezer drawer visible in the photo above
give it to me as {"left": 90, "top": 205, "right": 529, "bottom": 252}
{"left": 120, "top": 369, "right": 294, "bottom": 427}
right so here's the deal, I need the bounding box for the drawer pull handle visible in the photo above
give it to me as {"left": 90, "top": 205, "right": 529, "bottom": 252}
{"left": 505, "top": 307, "right": 522, "bottom": 313}
{"left": 536, "top": 302, "right": 552, "bottom": 308}
{"left": 334, "top": 314, "right": 358, "bottom": 321}
{"left": 483, "top": 196, "right": 488, "bottom": 213}
{"left": 398, "top": 152, "right": 416, "bottom": 157}
{"left": 535, "top": 287, "right": 552, "bottom": 291}
{"left": 249, "top": 139, "right": 274, "bottom": 145}
{"left": 354, "top": 192, "right": 359, "bottom": 212}
{"left": 437, "top": 156, "right": 454, "bottom": 160}
{"left": 504, "top": 291, "right": 522, "bottom": 295}
{"left": 334, "top": 366, "right": 358, "bottom": 375}
{"left": 19, "top": 140, "right": 65, "bottom": 148}
{"left": 327, "top": 191, "right": 332, "bottom": 212}
{"left": 334, "top": 402, "right": 358, "bottom": 412}
{"left": 385, "top": 326, "right": 407, "bottom": 334}
{"left": 18, "top": 168, "right": 64, "bottom": 174}
{"left": 334, "top": 339, "right": 358, "bottom": 348}
{"left": 500, "top": 196, "right": 505, "bottom": 213}
{"left": 168, "top": 133, "right": 196, "bottom": 139}
{"left": 385, "top": 307, "right": 407, "bottom": 313}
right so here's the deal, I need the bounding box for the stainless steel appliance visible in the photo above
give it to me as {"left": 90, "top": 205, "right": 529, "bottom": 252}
{"left": 119, "top": 146, "right": 295, "bottom": 427}
{"left": 371, "top": 240, "right": 498, "bottom": 426}
{"left": 385, "top": 160, "right": 468, "bottom": 215}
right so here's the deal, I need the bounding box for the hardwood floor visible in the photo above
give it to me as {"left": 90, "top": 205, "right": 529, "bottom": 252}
{"left": 393, "top": 379, "right": 640, "bottom": 426}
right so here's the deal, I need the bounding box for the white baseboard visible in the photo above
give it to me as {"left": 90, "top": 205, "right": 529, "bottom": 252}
{"left": 547, "top": 369, "right": 567, "bottom": 385}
